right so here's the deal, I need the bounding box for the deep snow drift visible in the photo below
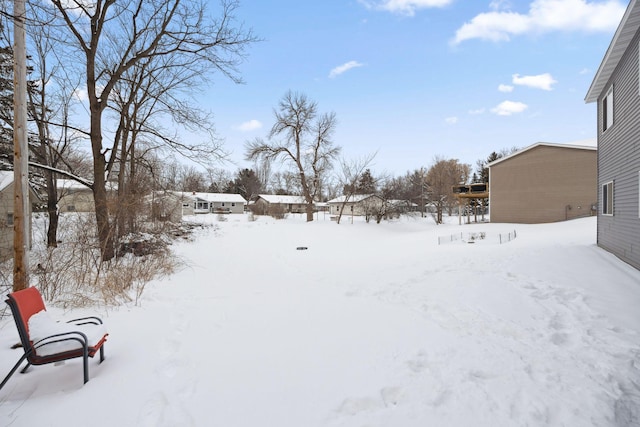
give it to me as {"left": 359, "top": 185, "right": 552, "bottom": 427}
{"left": 1, "top": 214, "right": 639, "bottom": 427}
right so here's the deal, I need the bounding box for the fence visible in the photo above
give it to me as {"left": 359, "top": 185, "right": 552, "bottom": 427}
{"left": 438, "top": 230, "right": 516, "bottom": 245}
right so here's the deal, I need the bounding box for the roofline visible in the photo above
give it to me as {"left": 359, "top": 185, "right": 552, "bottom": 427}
{"left": 585, "top": 0, "right": 640, "bottom": 103}
{"left": 487, "top": 142, "right": 597, "bottom": 167}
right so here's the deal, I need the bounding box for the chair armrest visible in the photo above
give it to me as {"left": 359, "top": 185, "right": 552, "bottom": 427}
{"left": 66, "top": 316, "right": 103, "bottom": 325}
{"left": 32, "top": 331, "right": 90, "bottom": 356}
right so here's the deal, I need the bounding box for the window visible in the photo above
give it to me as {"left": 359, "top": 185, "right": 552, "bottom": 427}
{"left": 6, "top": 213, "right": 13, "bottom": 226}
{"left": 602, "top": 181, "right": 614, "bottom": 215}
{"left": 603, "top": 86, "right": 614, "bottom": 131}
{"left": 231, "top": 203, "right": 236, "bottom": 207}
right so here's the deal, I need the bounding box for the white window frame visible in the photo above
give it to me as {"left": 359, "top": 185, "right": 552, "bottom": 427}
{"left": 602, "top": 181, "right": 614, "bottom": 216}
{"left": 603, "top": 86, "right": 614, "bottom": 132}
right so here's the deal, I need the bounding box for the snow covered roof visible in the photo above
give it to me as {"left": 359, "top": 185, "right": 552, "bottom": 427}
{"left": 258, "top": 194, "right": 306, "bottom": 204}
{"left": 487, "top": 142, "right": 597, "bottom": 168}
{"left": 326, "top": 194, "right": 380, "bottom": 204}
{"left": 174, "top": 191, "right": 246, "bottom": 203}
{"left": 0, "top": 170, "right": 13, "bottom": 192}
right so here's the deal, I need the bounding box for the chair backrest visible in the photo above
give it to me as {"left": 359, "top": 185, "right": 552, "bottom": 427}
{"left": 6, "top": 287, "right": 46, "bottom": 349}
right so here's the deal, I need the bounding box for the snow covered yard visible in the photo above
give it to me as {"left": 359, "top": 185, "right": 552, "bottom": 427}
{"left": 1, "top": 214, "right": 639, "bottom": 427}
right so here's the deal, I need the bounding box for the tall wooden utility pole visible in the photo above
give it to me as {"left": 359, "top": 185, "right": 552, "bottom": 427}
{"left": 13, "top": 0, "right": 30, "bottom": 291}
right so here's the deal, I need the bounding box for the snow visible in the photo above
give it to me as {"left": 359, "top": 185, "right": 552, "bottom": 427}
{"left": 1, "top": 214, "right": 640, "bottom": 426}
{"left": 27, "top": 311, "right": 108, "bottom": 357}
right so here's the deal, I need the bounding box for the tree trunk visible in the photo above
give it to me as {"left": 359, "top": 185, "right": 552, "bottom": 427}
{"left": 45, "top": 171, "right": 58, "bottom": 247}
{"left": 90, "top": 110, "right": 115, "bottom": 261}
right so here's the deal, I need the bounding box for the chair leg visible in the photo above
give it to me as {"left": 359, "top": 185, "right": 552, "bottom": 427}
{"left": 99, "top": 346, "right": 105, "bottom": 363}
{"left": 20, "top": 362, "right": 31, "bottom": 374}
{"left": 0, "top": 354, "right": 29, "bottom": 391}
{"left": 83, "top": 349, "right": 89, "bottom": 384}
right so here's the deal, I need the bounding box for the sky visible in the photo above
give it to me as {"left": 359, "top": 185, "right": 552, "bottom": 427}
{"left": 196, "top": 0, "right": 627, "bottom": 176}
{"left": 2, "top": 214, "right": 640, "bottom": 425}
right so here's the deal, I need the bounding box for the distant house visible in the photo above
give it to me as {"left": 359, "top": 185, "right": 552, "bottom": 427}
{"left": 585, "top": 0, "right": 640, "bottom": 270}
{"left": 147, "top": 191, "right": 246, "bottom": 220}
{"left": 488, "top": 142, "right": 597, "bottom": 224}
{"left": 0, "top": 171, "right": 40, "bottom": 262}
{"left": 387, "top": 199, "right": 418, "bottom": 214}
{"left": 253, "top": 195, "right": 309, "bottom": 215}
{"left": 57, "top": 179, "right": 117, "bottom": 213}
{"left": 57, "top": 179, "right": 95, "bottom": 212}
{"left": 326, "top": 194, "right": 385, "bottom": 217}
{"left": 188, "top": 192, "right": 246, "bottom": 214}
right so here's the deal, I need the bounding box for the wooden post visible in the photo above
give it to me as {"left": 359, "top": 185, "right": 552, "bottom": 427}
{"left": 13, "top": 0, "right": 29, "bottom": 291}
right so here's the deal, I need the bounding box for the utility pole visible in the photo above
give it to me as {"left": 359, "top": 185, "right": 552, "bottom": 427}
{"left": 13, "top": 0, "right": 30, "bottom": 291}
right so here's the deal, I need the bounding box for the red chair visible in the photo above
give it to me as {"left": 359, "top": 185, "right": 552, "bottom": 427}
{"left": 0, "top": 287, "right": 108, "bottom": 390}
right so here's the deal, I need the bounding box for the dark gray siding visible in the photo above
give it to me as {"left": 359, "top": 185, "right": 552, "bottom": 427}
{"left": 597, "top": 31, "right": 640, "bottom": 270}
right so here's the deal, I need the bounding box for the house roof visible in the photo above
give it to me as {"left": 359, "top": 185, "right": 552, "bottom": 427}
{"left": 487, "top": 142, "right": 597, "bottom": 168}
{"left": 257, "top": 194, "right": 306, "bottom": 204}
{"left": 326, "top": 194, "right": 381, "bottom": 204}
{"left": 170, "top": 191, "right": 246, "bottom": 203}
{"left": 0, "top": 170, "right": 43, "bottom": 201}
{"left": 0, "top": 170, "right": 13, "bottom": 192}
{"left": 585, "top": 0, "right": 640, "bottom": 103}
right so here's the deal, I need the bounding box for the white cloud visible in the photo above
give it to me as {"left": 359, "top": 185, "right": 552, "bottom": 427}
{"left": 329, "top": 61, "right": 364, "bottom": 78}
{"left": 579, "top": 68, "right": 590, "bottom": 75}
{"left": 235, "top": 119, "right": 262, "bottom": 132}
{"left": 358, "top": 0, "right": 453, "bottom": 16}
{"left": 73, "top": 87, "right": 89, "bottom": 102}
{"left": 491, "top": 100, "right": 528, "bottom": 116}
{"left": 452, "top": 0, "right": 626, "bottom": 45}
{"left": 512, "top": 73, "right": 557, "bottom": 90}
{"left": 468, "top": 108, "right": 486, "bottom": 115}
{"left": 498, "top": 84, "right": 514, "bottom": 92}
{"left": 445, "top": 116, "right": 459, "bottom": 125}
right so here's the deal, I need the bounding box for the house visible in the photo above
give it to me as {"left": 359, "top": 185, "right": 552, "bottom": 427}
{"left": 188, "top": 192, "right": 246, "bottom": 214}
{"left": 0, "top": 171, "right": 40, "bottom": 262}
{"left": 253, "top": 194, "right": 309, "bottom": 215}
{"left": 585, "top": 0, "right": 640, "bottom": 270}
{"left": 57, "top": 179, "right": 117, "bottom": 213}
{"left": 326, "top": 194, "right": 385, "bottom": 217}
{"left": 488, "top": 142, "right": 597, "bottom": 224}
{"left": 148, "top": 191, "right": 246, "bottom": 220}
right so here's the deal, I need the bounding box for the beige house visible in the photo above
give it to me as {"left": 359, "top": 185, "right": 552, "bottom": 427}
{"left": 488, "top": 142, "right": 597, "bottom": 223}
{"left": 327, "top": 194, "right": 385, "bottom": 217}
{"left": 0, "top": 171, "right": 39, "bottom": 262}
{"left": 57, "top": 179, "right": 118, "bottom": 213}
{"left": 253, "top": 195, "right": 309, "bottom": 215}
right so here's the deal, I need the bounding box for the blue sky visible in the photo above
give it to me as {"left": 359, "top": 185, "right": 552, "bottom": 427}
{"left": 200, "top": 0, "right": 627, "bottom": 175}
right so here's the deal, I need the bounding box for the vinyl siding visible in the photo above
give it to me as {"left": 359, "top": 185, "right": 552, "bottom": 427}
{"left": 489, "top": 145, "right": 597, "bottom": 224}
{"left": 597, "top": 32, "right": 640, "bottom": 270}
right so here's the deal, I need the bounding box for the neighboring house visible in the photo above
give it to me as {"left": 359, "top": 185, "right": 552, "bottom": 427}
{"left": 253, "top": 195, "right": 309, "bottom": 215}
{"left": 148, "top": 191, "right": 246, "bottom": 220}
{"left": 57, "top": 179, "right": 95, "bottom": 212}
{"left": 326, "top": 194, "right": 385, "bottom": 216}
{"left": 188, "top": 192, "right": 247, "bottom": 214}
{"left": 388, "top": 199, "right": 419, "bottom": 214}
{"left": 57, "top": 178, "right": 117, "bottom": 213}
{"left": 0, "top": 171, "right": 40, "bottom": 262}
{"left": 585, "top": 0, "right": 640, "bottom": 270}
{"left": 488, "top": 142, "right": 597, "bottom": 224}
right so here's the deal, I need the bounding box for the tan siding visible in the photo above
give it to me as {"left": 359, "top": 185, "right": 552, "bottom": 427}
{"left": 490, "top": 146, "right": 597, "bottom": 223}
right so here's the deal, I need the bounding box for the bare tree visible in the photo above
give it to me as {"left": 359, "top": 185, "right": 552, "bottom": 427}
{"left": 334, "top": 153, "right": 376, "bottom": 224}
{"left": 426, "top": 157, "right": 470, "bottom": 224}
{"left": 246, "top": 91, "right": 340, "bottom": 222}
{"left": 44, "top": 0, "right": 256, "bottom": 261}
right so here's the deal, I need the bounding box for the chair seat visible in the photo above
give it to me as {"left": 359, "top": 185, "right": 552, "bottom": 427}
{"left": 28, "top": 310, "right": 108, "bottom": 357}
